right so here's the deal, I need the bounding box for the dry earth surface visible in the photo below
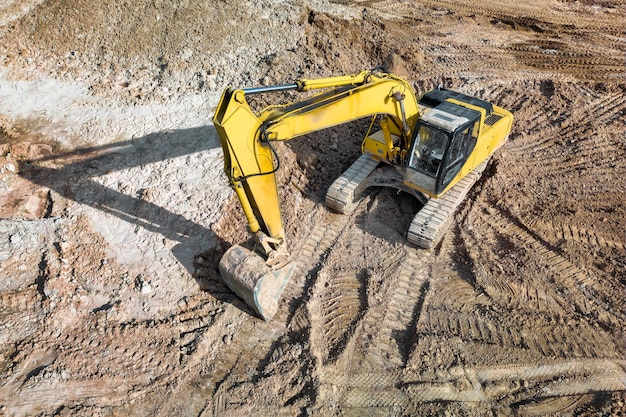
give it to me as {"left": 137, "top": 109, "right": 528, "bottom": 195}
{"left": 0, "top": 0, "right": 625, "bottom": 415}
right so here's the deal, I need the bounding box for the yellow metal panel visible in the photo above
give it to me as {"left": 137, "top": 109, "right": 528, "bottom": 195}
{"left": 213, "top": 90, "right": 284, "bottom": 239}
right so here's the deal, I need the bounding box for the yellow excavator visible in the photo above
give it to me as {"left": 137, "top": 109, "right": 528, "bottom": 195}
{"left": 212, "top": 69, "right": 513, "bottom": 320}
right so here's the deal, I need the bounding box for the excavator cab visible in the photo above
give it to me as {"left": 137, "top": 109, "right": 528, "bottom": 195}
{"left": 406, "top": 90, "right": 485, "bottom": 197}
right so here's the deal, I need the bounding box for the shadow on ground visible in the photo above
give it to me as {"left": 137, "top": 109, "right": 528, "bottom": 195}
{"left": 18, "top": 125, "right": 248, "bottom": 309}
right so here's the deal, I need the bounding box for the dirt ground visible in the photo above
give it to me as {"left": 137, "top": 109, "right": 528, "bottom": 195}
{"left": 0, "top": 0, "right": 625, "bottom": 415}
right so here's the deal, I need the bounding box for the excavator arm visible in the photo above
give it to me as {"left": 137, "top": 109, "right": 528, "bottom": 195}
{"left": 212, "top": 70, "right": 420, "bottom": 320}
{"left": 213, "top": 70, "right": 418, "bottom": 267}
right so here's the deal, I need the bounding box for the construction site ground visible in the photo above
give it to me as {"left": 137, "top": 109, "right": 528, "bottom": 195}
{"left": 0, "top": 0, "right": 624, "bottom": 415}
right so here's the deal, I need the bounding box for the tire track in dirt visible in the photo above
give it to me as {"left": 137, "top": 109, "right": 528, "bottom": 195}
{"left": 361, "top": 246, "right": 428, "bottom": 368}
{"left": 372, "top": 0, "right": 625, "bottom": 83}
{"left": 306, "top": 225, "right": 369, "bottom": 366}
{"left": 0, "top": 287, "right": 44, "bottom": 352}
{"left": 186, "top": 189, "right": 374, "bottom": 412}
{"left": 318, "top": 358, "right": 626, "bottom": 413}
{"left": 462, "top": 204, "right": 578, "bottom": 317}
{"left": 183, "top": 309, "right": 286, "bottom": 411}
{"left": 419, "top": 42, "right": 515, "bottom": 79}
{"left": 415, "top": 0, "right": 624, "bottom": 36}
{"left": 282, "top": 206, "right": 358, "bottom": 315}
{"left": 474, "top": 204, "right": 625, "bottom": 330}
{"left": 416, "top": 235, "right": 544, "bottom": 354}
{"left": 149, "top": 288, "right": 306, "bottom": 416}
{"left": 547, "top": 93, "right": 623, "bottom": 149}
{"left": 316, "top": 205, "right": 430, "bottom": 371}
{"left": 510, "top": 86, "right": 625, "bottom": 154}
{"left": 415, "top": 229, "right": 615, "bottom": 361}
{"left": 305, "top": 189, "right": 430, "bottom": 412}
{"left": 509, "top": 43, "right": 625, "bottom": 81}
{"left": 422, "top": 230, "right": 494, "bottom": 310}
{"left": 524, "top": 218, "right": 625, "bottom": 251}
{"left": 536, "top": 147, "right": 625, "bottom": 177}
{"left": 176, "top": 296, "right": 230, "bottom": 361}
{"left": 306, "top": 198, "right": 410, "bottom": 365}
{"left": 2, "top": 314, "right": 181, "bottom": 413}
{"left": 423, "top": 305, "right": 617, "bottom": 360}
{"left": 315, "top": 218, "right": 625, "bottom": 415}
{"left": 312, "top": 269, "right": 367, "bottom": 364}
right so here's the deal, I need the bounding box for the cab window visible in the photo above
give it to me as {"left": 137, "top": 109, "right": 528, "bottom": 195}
{"left": 409, "top": 124, "right": 449, "bottom": 177}
{"left": 441, "top": 122, "right": 478, "bottom": 186}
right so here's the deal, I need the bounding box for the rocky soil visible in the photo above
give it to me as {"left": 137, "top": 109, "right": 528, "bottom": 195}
{"left": 0, "top": 0, "right": 624, "bottom": 416}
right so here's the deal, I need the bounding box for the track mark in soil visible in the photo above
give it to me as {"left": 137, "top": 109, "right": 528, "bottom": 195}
{"left": 322, "top": 241, "right": 430, "bottom": 372}
{"left": 1, "top": 315, "right": 180, "bottom": 412}
{"left": 311, "top": 268, "right": 368, "bottom": 365}
{"left": 362, "top": 247, "right": 430, "bottom": 368}
{"left": 416, "top": 0, "right": 625, "bottom": 36}
{"left": 425, "top": 305, "right": 618, "bottom": 359}
{"left": 191, "top": 196, "right": 369, "bottom": 412}
{"left": 509, "top": 87, "right": 625, "bottom": 154}
{"left": 177, "top": 295, "right": 225, "bottom": 360}
{"left": 513, "top": 395, "right": 590, "bottom": 416}
{"left": 525, "top": 218, "right": 625, "bottom": 251}
{"left": 303, "top": 203, "right": 379, "bottom": 367}
{"left": 282, "top": 202, "right": 364, "bottom": 320}
{"left": 487, "top": 206, "right": 625, "bottom": 325}
{"left": 0, "top": 286, "right": 42, "bottom": 312}
{"left": 318, "top": 358, "right": 626, "bottom": 413}
{"left": 509, "top": 41, "right": 625, "bottom": 81}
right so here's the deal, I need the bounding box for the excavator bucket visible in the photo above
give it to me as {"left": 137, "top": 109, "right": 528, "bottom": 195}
{"left": 219, "top": 245, "right": 296, "bottom": 321}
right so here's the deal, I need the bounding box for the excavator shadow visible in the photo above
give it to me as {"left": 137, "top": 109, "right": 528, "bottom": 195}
{"left": 18, "top": 125, "right": 245, "bottom": 308}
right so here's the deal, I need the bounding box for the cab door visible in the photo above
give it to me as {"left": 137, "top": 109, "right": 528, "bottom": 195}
{"left": 438, "top": 120, "right": 479, "bottom": 192}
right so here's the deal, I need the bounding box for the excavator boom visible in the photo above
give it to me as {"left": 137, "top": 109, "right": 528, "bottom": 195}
{"left": 214, "top": 70, "right": 417, "bottom": 248}
{"left": 212, "top": 70, "right": 418, "bottom": 320}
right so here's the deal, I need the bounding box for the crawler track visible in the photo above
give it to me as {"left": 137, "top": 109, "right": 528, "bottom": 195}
{"left": 325, "top": 154, "right": 380, "bottom": 214}
{"left": 408, "top": 160, "right": 488, "bottom": 249}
